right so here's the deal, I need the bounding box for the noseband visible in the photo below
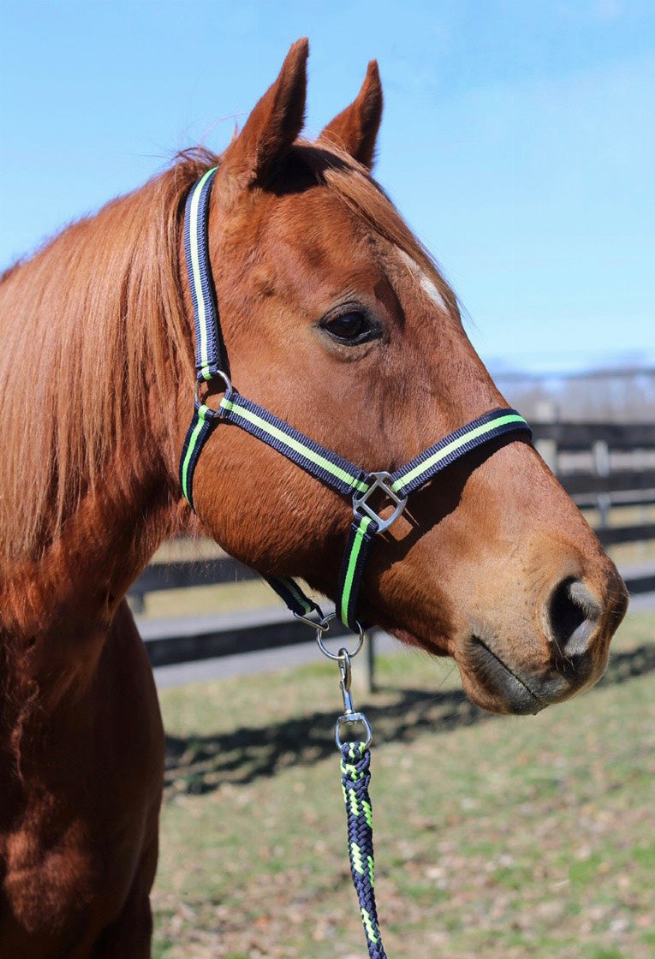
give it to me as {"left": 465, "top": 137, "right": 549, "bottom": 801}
{"left": 179, "top": 167, "right": 532, "bottom": 634}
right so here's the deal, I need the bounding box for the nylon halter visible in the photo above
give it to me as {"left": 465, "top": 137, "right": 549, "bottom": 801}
{"left": 179, "top": 167, "right": 532, "bottom": 632}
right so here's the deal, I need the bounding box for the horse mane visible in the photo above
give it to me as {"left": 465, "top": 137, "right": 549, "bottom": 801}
{"left": 0, "top": 148, "right": 217, "bottom": 564}
{"left": 0, "top": 141, "right": 452, "bottom": 566}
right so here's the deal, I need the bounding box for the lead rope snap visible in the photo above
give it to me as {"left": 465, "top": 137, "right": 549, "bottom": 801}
{"left": 316, "top": 626, "right": 388, "bottom": 959}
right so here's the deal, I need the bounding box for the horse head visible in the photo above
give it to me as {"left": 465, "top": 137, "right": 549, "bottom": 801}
{"left": 183, "top": 39, "right": 628, "bottom": 715}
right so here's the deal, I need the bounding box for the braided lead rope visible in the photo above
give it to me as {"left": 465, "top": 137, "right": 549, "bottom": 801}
{"left": 329, "top": 645, "right": 388, "bottom": 958}
{"left": 341, "top": 742, "right": 388, "bottom": 959}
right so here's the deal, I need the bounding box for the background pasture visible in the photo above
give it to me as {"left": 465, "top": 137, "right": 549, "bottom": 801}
{"left": 153, "top": 611, "right": 654, "bottom": 959}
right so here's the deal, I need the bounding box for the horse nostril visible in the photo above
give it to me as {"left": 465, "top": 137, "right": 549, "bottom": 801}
{"left": 547, "top": 577, "right": 602, "bottom": 659}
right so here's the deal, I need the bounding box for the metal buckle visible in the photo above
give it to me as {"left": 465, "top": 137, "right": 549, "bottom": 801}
{"left": 336, "top": 712, "right": 373, "bottom": 750}
{"left": 353, "top": 471, "right": 408, "bottom": 533}
{"left": 293, "top": 606, "right": 326, "bottom": 630}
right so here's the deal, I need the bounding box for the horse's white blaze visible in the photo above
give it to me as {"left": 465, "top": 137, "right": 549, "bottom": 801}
{"left": 396, "top": 248, "right": 448, "bottom": 312}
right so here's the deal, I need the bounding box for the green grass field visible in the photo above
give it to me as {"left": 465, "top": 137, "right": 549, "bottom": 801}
{"left": 153, "top": 611, "right": 655, "bottom": 959}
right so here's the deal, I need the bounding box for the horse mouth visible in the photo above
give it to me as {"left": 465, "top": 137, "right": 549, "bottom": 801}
{"left": 458, "top": 637, "right": 549, "bottom": 716}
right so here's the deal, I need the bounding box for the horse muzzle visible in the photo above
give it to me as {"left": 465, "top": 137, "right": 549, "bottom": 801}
{"left": 453, "top": 572, "right": 629, "bottom": 716}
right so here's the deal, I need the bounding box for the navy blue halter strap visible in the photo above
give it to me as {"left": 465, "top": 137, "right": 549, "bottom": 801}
{"left": 179, "top": 167, "right": 532, "bottom": 631}
{"left": 183, "top": 166, "right": 228, "bottom": 380}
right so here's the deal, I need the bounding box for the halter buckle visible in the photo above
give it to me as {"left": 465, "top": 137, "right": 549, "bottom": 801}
{"left": 353, "top": 471, "right": 408, "bottom": 533}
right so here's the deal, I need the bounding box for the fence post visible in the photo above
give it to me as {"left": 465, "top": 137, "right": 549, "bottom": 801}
{"left": 593, "top": 439, "right": 611, "bottom": 527}
{"left": 534, "top": 402, "right": 559, "bottom": 474}
{"left": 535, "top": 438, "right": 558, "bottom": 472}
{"left": 129, "top": 591, "right": 145, "bottom": 615}
{"left": 365, "top": 630, "right": 377, "bottom": 694}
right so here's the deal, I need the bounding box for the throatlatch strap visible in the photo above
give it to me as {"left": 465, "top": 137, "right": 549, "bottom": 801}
{"left": 390, "top": 409, "right": 530, "bottom": 496}
{"left": 263, "top": 575, "right": 320, "bottom": 618}
{"left": 184, "top": 166, "right": 226, "bottom": 380}
{"left": 338, "top": 515, "right": 378, "bottom": 631}
{"left": 219, "top": 391, "right": 370, "bottom": 497}
{"left": 341, "top": 742, "right": 387, "bottom": 959}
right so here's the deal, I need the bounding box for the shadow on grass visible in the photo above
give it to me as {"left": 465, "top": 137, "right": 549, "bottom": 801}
{"left": 164, "top": 644, "right": 655, "bottom": 798}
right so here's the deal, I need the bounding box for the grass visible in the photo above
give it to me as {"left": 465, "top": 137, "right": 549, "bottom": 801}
{"left": 153, "top": 612, "right": 655, "bottom": 958}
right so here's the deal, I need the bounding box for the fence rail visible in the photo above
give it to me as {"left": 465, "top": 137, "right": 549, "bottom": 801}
{"left": 131, "top": 420, "right": 655, "bottom": 671}
{"left": 531, "top": 421, "right": 655, "bottom": 449}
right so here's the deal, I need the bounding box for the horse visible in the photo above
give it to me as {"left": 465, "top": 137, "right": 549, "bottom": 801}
{"left": 0, "top": 38, "right": 627, "bottom": 957}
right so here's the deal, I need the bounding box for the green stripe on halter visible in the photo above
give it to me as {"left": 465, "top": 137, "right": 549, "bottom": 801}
{"left": 220, "top": 396, "right": 370, "bottom": 493}
{"left": 189, "top": 167, "right": 219, "bottom": 381}
{"left": 392, "top": 413, "right": 527, "bottom": 493}
{"left": 340, "top": 516, "right": 373, "bottom": 625}
{"left": 180, "top": 405, "right": 211, "bottom": 503}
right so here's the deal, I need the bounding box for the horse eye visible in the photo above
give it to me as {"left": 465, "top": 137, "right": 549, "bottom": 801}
{"left": 322, "top": 311, "right": 370, "bottom": 343}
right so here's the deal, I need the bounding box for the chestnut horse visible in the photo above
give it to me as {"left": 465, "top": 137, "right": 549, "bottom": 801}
{"left": 0, "top": 39, "right": 627, "bottom": 957}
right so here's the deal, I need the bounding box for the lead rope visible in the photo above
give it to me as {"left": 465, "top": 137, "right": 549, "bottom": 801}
{"left": 341, "top": 742, "right": 386, "bottom": 958}
{"left": 319, "top": 627, "right": 388, "bottom": 958}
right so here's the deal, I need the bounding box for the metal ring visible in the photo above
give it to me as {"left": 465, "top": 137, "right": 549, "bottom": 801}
{"left": 335, "top": 712, "right": 373, "bottom": 750}
{"left": 315, "top": 614, "right": 365, "bottom": 661}
{"left": 194, "top": 369, "right": 232, "bottom": 407}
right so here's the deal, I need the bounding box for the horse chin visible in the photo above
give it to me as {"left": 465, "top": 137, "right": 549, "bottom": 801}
{"left": 384, "top": 619, "right": 610, "bottom": 716}
{"left": 455, "top": 637, "right": 550, "bottom": 716}
{"left": 385, "top": 622, "right": 547, "bottom": 714}
{"left": 453, "top": 634, "right": 612, "bottom": 717}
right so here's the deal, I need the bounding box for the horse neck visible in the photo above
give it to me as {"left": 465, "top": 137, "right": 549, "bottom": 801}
{"left": 1, "top": 425, "right": 180, "bottom": 644}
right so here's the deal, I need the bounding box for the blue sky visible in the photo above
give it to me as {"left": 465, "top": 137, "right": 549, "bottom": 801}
{"left": 1, "top": 0, "right": 653, "bottom": 373}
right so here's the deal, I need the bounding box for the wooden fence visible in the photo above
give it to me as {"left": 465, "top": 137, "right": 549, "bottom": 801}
{"left": 131, "top": 421, "right": 655, "bottom": 670}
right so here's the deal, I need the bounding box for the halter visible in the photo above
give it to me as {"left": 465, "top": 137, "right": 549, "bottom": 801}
{"left": 179, "top": 166, "right": 532, "bottom": 633}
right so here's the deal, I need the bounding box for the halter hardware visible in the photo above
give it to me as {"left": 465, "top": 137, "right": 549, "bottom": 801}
{"left": 353, "top": 471, "right": 407, "bottom": 533}
{"left": 193, "top": 369, "right": 231, "bottom": 407}
{"left": 313, "top": 611, "right": 365, "bottom": 661}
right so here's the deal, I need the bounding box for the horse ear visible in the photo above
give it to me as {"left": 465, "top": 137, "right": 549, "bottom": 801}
{"left": 319, "top": 61, "right": 383, "bottom": 169}
{"left": 220, "top": 38, "right": 308, "bottom": 185}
